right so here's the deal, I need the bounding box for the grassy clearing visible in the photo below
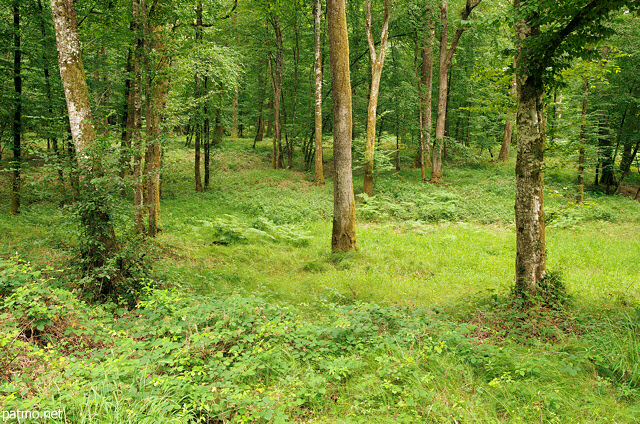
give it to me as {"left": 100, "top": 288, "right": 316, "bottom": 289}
{"left": 1, "top": 136, "right": 640, "bottom": 423}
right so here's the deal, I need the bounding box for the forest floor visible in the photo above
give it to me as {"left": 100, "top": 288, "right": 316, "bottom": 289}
{"left": 1, "top": 135, "right": 640, "bottom": 423}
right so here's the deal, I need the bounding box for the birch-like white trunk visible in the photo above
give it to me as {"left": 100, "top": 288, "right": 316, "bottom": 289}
{"left": 51, "top": 0, "right": 96, "bottom": 164}
{"left": 514, "top": 5, "right": 547, "bottom": 296}
{"left": 314, "top": 0, "right": 324, "bottom": 185}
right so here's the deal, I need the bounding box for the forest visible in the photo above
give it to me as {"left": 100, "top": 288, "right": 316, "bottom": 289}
{"left": 1, "top": 0, "right": 640, "bottom": 422}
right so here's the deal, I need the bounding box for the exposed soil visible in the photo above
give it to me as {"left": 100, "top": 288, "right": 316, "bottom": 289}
{"left": 618, "top": 185, "right": 640, "bottom": 201}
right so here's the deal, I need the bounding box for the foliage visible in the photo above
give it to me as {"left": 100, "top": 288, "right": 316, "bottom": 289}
{"left": 2, "top": 266, "right": 640, "bottom": 423}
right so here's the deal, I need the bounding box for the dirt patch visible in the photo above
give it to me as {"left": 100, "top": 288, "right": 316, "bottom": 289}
{"left": 618, "top": 185, "right": 640, "bottom": 201}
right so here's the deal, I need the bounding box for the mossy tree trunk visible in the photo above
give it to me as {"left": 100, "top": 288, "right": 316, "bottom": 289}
{"left": 143, "top": 0, "right": 168, "bottom": 237}
{"left": 327, "top": 0, "right": 357, "bottom": 252}
{"left": 513, "top": 0, "right": 546, "bottom": 298}
{"left": 51, "top": 0, "right": 119, "bottom": 292}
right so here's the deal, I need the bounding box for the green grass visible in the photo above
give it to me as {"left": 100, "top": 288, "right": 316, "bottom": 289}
{"left": 1, "top": 136, "right": 640, "bottom": 423}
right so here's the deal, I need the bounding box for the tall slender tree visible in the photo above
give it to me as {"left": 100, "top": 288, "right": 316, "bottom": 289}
{"left": 431, "top": 0, "right": 482, "bottom": 182}
{"left": 327, "top": 0, "right": 357, "bottom": 252}
{"left": 9, "top": 0, "right": 21, "bottom": 215}
{"left": 313, "top": 0, "right": 325, "bottom": 185}
{"left": 51, "top": 0, "right": 118, "bottom": 289}
{"left": 362, "top": 0, "right": 392, "bottom": 197}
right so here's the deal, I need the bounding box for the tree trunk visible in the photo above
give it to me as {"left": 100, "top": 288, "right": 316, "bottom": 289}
{"left": 268, "top": 17, "right": 284, "bottom": 169}
{"left": 204, "top": 103, "right": 210, "bottom": 189}
{"left": 499, "top": 65, "right": 516, "bottom": 162}
{"left": 253, "top": 57, "right": 266, "bottom": 146}
{"left": 10, "top": 0, "right": 21, "bottom": 215}
{"left": 513, "top": 1, "right": 546, "bottom": 298}
{"left": 143, "top": 0, "right": 168, "bottom": 236}
{"left": 51, "top": 0, "right": 118, "bottom": 287}
{"left": 195, "top": 125, "right": 203, "bottom": 191}
{"left": 431, "top": 0, "right": 481, "bottom": 182}
{"left": 37, "top": 0, "right": 65, "bottom": 201}
{"left": 231, "top": 85, "right": 239, "bottom": 138}
{"left": 498, "top": 121, "right": 513, "bottom": 161}
{"left": 194, "top": 3, "right": 203, "bottom": 192}
{"left": 597, "top": 116, "right": 616, "bottom": 193}
{"left": 414, "top": 25, "right": 434, "bottom": 182}
{"left": 132, "top": 0, "right": 145, "bottom": 232}
{"left": 119, "top": 47, "right": 134, "bottom": 196}
{"left": 362, "top": 0, "right": 391, "bottom": 197}
{"left": 577, "top": 75, "right": 589, "bottom": 204}
{"left": 314, "top": 0, "right": 325, "bottom": 185}
{"left": 327, "top": 0, "right": 357, "bottom": 252}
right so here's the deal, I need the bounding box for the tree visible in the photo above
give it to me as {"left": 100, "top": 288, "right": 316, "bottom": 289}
{"left": 362, "top": 0, "right": 391, "bottom": 197}
{"left": 431, "top": 0, "right": 482, "bottom": 182}
{"left": 132, "top": 0, "right": 145, "bottom": 232}
{"left": 327, "top": 0, "right": 357, "bottom": 252}
{"left": 50, "top": 0, "right": 118, "bottom": 292}
{"left": 416, "top": 21, "right": 435, "bottom": 181}
{"left": 267, "top": 15, "right": 284, "bottom": 169}
{"left": 314, "top": 0, "right": 325, "bottom": 186}
{"left": 143, "top": 0, "right": 169, "bottom": 236}
{"left": 9, "top": 0, "right": 21, "bottom": 215}
{"left": 512, "top": 0, "right": 640, "bottom": 299}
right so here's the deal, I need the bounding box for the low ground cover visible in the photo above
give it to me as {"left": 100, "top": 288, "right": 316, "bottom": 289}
{"left": 1, "top": 137, "right": 639, "bottom": 422}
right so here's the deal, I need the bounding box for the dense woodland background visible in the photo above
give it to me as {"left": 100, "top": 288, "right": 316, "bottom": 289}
{"left": 1, "top": 0, "right": 640, "bottom": 422}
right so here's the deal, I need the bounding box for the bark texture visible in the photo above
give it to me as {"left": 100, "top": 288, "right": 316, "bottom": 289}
{"left": 414, "top": 24, "right": 434, "bottom": 182}
{"left": 143, "top": 0, "right": 168, "bottom": 237}
{"left": 51, "top": 0, "right": 96, "bottom": 162}
{"left": 327, "top": 0, "right": 357, "bottom": 252}
{"left": 577, "top": 75, "right": 589, "bottom": 203}
{"left": 194, "top": 3, "right": 204, "bottom": 192}
{"left": 514, "top": 4, "right": 546, "bottom": 296}
{"left": 51, "top": 0, "right": 119, "bottom": 291}
{"left": 10, "top": 0, "right": 21, "bottom": 215}
{"left": 132, "top": 0, "right": 145, "bottom": 232}
{"left": 313, "top": 0, "right": 325, "bottom": 185}
{"left": 362, "top": 0, "right": 391, "bottom": 197}
{"left": 268, "top": 17, "right": 284, "bottom": 169}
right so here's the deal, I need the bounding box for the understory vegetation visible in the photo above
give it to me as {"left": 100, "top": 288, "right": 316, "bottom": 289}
{"left": 1, "top": 137, "right": 640, "bottom": 423}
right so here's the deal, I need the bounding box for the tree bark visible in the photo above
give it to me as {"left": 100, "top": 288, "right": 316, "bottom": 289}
{"left": 132, "top": 0, "right": 145, "bottom": 232}
{"left": 362, "top": 0, "right": 391, "bottom": 197}
{"left": 431, "top": 0, "right": 481, "bottom": 182}
{"left": 414, "top": 25, "right": 434, "bottom": 182}
{"left": 499, "top": 67, "right": 516, "bottom": 162}
{"left": 513, "top": 0, "right": 546, "bottom": 298}
{"left": 51, "top": 0, "right": 118, "bottom": 283}
{"left": 268, "top": 17, "right": 284, "bottom": 169}
{"left": 327, "top": 0, "right": 357, "bottom": 252}
{"left": 577, "top": 75, "right": 589, "bottom": 204}
{"left": 143, "top": 0, "right": 168, "bottom": 237}
{"left": 231, "top": 85, "right": 239, "bottom": 138}
{"left": 10, "top": 0, "right": 21, "bottom": 215}
{"left": 314, "top": 0, "right": 325, "bottom": 185}
{"left": 194, "top": 3, "right": 204, "bottom": 192}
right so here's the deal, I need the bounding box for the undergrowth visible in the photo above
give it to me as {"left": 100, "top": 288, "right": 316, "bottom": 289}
{"left": 1, "top": 263, "right": 639, "bottom": 423}
{"left": 1, "top": 137, "right": 640, "bottom": 422}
